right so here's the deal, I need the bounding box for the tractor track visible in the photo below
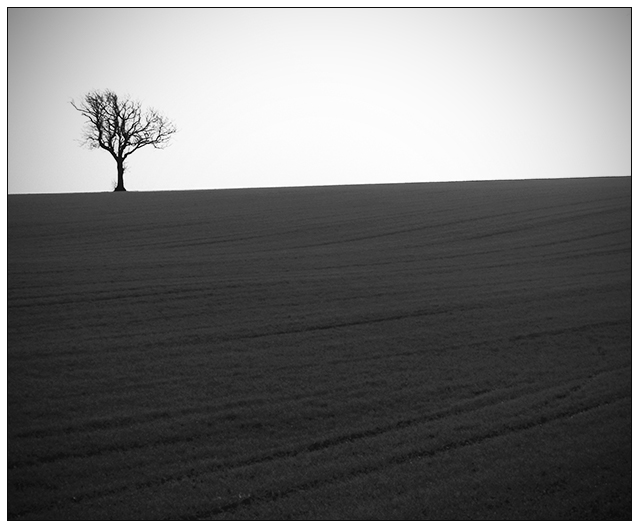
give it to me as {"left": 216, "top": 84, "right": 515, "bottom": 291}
{"left": 184, "top": 391, "right": 630, "bottom": 520}
{"left": 7, "top": 366, "right": 628, "bottom": 520}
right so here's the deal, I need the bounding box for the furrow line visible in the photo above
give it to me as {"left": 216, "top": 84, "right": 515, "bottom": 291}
{"left": 7, "top": 380, "right": 627, "bottom": 520}
{"left": 22, "top": 378, "right": 588, "bottom": 506}
{"left": 14, "top": 311, "right": 628, "bottom": 448}
{"left": 7, "top": 378, "right": 552, "bottom": 514}
{"left": 193, "top": 371, "right": 615, "bottom": 475}
{"left": 388, "top": 393, "right": 629, "bottom": 467}
{"left": 5, "top": 377, "right": 491, "bottom": 470}
{"left": 288, "top": 210, "right": 517, "bottom": 250}
{"left": 8, "top": 431, "right": 198, "bottom": 470}
{"left": 509, "top": 319, "right": 628, "bottom": 342}
{"left": 185, "top": 392, "right": 629, "bottom": 520}
{"left": 223, "top": 305, "right": 477, "bottom": 341}
{"left": 13, "top": 409, "right": 174, "bottom": 440}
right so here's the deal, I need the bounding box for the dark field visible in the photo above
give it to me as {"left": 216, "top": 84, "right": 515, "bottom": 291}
{"left": 7, "top": 177, "right": 631, "bottom": 520}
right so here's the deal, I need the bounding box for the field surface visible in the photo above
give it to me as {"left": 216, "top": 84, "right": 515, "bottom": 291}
{"left": 8, "top": 177, "right": 631, "bottom": 520}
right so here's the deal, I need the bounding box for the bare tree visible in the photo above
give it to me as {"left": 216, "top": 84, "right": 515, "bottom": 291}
{"left": 71, "top": 89, "right": 176, "bottom": 191}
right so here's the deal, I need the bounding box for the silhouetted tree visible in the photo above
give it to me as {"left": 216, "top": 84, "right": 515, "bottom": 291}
{"left": 71, "top": 89, "right": 176, "bottom": 191}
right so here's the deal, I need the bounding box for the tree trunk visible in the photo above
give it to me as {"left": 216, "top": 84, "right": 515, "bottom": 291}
{"left": 114, "top": 158, "right": 126, "bottom": 192}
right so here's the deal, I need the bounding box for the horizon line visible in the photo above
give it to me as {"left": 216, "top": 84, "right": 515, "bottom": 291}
{"left": 7, "top": 174, "right": 631, "bottom": 197}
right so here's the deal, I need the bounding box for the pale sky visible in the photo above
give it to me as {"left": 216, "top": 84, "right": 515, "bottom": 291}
{"left": 8, "top": 7, "right": 631, "bottom": 194}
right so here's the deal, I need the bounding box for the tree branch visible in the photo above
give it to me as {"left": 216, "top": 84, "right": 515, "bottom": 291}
{"left": 72, "top": 89, "right": 176, "bottom": 165}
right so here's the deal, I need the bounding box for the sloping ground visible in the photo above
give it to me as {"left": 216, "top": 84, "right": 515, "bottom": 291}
{"left": 7, "top": 177, "right": 631, "bottom": 520}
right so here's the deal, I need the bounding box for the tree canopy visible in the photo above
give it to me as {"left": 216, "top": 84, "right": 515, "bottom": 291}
{"left": 72, "top": 89, "right": 176, "bottom": 191}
